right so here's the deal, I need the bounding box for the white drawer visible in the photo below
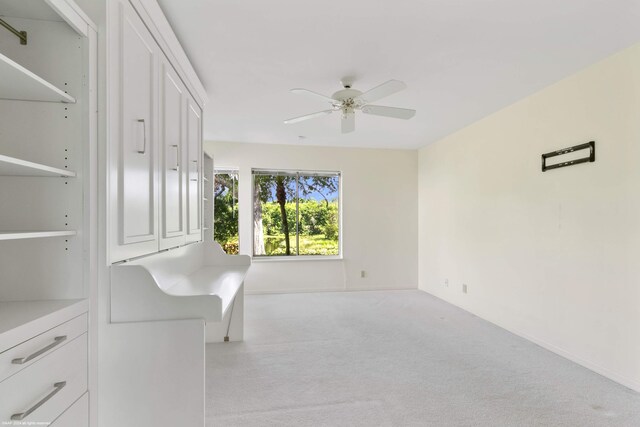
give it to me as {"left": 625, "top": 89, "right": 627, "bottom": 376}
{"left": 0, "top": 333, "right": 87, "bottom": 425}
{"left": 0, "top": 313, "right": 87, "bottom": 382}
{"left": 52, "top": 392, "right": 89, "bottom": 427}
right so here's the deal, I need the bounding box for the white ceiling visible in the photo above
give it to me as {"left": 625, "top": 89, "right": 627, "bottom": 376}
{"left": 157, "top": 0, "right": 640, "bottom": 149}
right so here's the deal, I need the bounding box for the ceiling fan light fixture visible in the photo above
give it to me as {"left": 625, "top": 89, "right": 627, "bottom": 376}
{"left": 284, "top": 79, "right": 416, "bottom": 133}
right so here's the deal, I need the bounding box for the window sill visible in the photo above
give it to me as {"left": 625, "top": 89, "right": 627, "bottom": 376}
{"left": 251, "top": 255, "right": 343, "bottom": 263}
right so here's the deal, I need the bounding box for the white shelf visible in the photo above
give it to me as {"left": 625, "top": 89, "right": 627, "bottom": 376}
{"left": 0, "top": 52, "right": 76, "bottom": 103}
{"left": 0, "top": 154, "right": 76, "bottom": 177}
{"left": 0, "top": 299, "right": 88, "bottom": 351}
{"left": 0, "top": 230, "right": 77, "bottom": 241}
{"left": 111, "top": 241, "right": 251, "bottom": 323}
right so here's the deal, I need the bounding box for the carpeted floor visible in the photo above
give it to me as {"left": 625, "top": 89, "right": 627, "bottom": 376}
{"left": 206, "top": 290, "right": 640, "bottom": 426}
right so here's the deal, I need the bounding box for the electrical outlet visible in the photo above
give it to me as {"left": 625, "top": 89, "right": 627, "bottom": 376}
{"left": 462, "top": 284, "right": 468, "bottom": 294}
{"left": 360, "top": 270, "right": 366, "bottom": 278}
{"left": 444, "top": 278, "right": 449, "bottom": 287}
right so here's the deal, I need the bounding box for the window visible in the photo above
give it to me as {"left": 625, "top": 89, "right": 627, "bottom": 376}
{"left": 252, "top": 169, "right": 340, "bottom": 257}
{"left": 214, "top": 169, "right": 239, "bottom": 254}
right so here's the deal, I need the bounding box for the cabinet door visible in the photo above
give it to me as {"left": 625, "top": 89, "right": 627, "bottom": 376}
{"left": 159, "top": 57, "right": 186, "bottom": 250}
{"left": 109, "top": 0, "right": 159, "bottom": 262}
{"left": 185, "top": 97, "right": 202, "bottom": 243}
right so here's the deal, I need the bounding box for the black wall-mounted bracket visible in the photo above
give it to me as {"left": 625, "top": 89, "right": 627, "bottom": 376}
{"left": 541, "top": 141, "right": 595, "bottom": 172}
{"left": 0, "top": 18, "right": 27, "bottom": 45}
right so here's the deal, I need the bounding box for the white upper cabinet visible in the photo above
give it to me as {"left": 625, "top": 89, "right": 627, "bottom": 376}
{"left": 186, "top": 97, "right": 202, "bottom": 243}
{"left": 108, "top": 0, "right": 207, "bottom": 262}
{"left": 109, "top": 0, "right": 159, "bottom": 263}
{"left": 159, "top": 57, "right": 187, "bottom": 250}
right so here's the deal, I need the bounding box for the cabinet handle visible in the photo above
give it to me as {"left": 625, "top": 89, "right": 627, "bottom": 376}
{"left": 11, "top": 381, "right": 67, "bottom": 420}
{"left": 137, "top": 119, "right": 147, "bottom": 154}
{"left": 12, "top": 336, "right": 67, "bottom": 365}
{"left": 171, "top": 145, "right": 179, "bottom": 171}
{"left": 190, "top": 160, "right": 199, "bottom": 180}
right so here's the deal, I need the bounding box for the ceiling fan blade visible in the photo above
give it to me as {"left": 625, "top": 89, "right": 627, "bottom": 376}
{"left": 284, "top": 109, "right": 333, "bottom": 124}
{"left": 355, "top": 80, "right": 406, "bottom": 104}
{"left": 361, "top": 105, "right": 416, "bottom": 120}
{"left": 341, "top": 113, "right": 355, "bottom": 134}
{"left": 290, "top": 88, "right": 339, "bottom": 104}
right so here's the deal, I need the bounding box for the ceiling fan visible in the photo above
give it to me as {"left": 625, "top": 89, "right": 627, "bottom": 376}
{"left": 284, "top": 79, "right": 416, "bottom": 134}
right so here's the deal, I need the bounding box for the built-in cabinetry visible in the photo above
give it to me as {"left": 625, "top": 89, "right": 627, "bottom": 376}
{"left": 108, "top": 0, "right": 203, "bottom": 263}
{"left": 0, "top": 301, "right": 89, "bottom": 425}
{"left": 0, "top": 1, "right": 97, "bottom": 425}
{"left": 108, "top": 0, "right": 158, "bottom": 261}
{"left": 159, "top": 56, "right": 187, "bottom": 249}
{"left": 2, "top": 0, "right": 248, "bottom": 425}
{"left": 99, "top": 0, "right": 246, "bottom": 426}
{"left": 186, "top": 98, "right": 203, "bottom": 242}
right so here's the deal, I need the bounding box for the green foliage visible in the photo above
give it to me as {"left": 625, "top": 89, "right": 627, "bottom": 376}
{"left": 222, "top": 239, "right": 239, "bottom": 255}
{"left": 257, "top": 199, "right": 339, "bottom": 256}
{"left": 260, "top": 234, "right": 339, "bottom": 256}
{"left": 214, "top": 173, "right": 239, "bottom": 253}
{"left": 260, "top": 200, "right": 338, "bottom": 237}
{"left": 323, "top": 209, "right": 339, "bottom": 241}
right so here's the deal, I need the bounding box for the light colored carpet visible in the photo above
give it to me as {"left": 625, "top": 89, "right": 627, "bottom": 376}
{"left": 206, "top": 290, "right": 640, "bottom": 426}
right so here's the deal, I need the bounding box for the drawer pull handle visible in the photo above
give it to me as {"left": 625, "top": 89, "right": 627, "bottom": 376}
{"left": 11, "top": 381, "right": 67, "bottom": 420}
{"left": 12, "top": 336, "right": 67, "bottom": 365}
{"left": 171, "top": 145, "right": 180, "bottom": 171}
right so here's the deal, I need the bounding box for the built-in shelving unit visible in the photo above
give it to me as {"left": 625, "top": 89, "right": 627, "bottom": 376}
{"left": 0, "top": 52, "right": 76, "bottom": 103}
{"left": 0, "top": 230, "right": 76, "bottom": 241}
{"left": 0, "top": 1, "right": 98, "bottom": 424}
{"left": 0, "top": 2, "right": 95, "bottom": 423}
{"left": 0, "top": 154, "right": 75, "bottom": 177}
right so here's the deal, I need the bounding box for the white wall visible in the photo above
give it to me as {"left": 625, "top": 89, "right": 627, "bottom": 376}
{"left": 205, "top": 141, "right": 418, "bottom": 293}
{"left": 418, "top": 43, "right": 640, "bottom": 391}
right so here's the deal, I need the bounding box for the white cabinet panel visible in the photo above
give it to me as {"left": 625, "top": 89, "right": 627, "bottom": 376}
{"left": 0, "top": 313, "right": 87, "bottom": 382}
{"left": 186, "top": 97, "right": 202, "bottom": 243}
{"left": 0, "top": 334, "right": 87, "bottom": 425}
{"left": 159, "top": 57, "right": 186, "bottom": 250}
{"left": 100, "top": 320, "right": 204, "bottom": 427}
{"left": 109, "top": 0, "right": 205, "bottom": 261}
{"left": 52, "top": 392, "right": 88, "bottom": 427}
{"left": 109, "top": 0, "right": 159, "bottom": 262}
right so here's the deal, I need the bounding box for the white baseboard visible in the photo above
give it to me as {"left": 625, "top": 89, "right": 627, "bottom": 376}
{"left": 245, "top": 286, "right": 417, "bottom": 295}
{"left": 418, "top": 288, "right": 640, "bottom": 393}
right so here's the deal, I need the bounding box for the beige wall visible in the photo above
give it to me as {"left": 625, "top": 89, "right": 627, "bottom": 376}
{"left": 206, "top": 141, "right": 418, "bottom": 293}
{"left": 418, "top": 43, "right": 640, "bottom": 390}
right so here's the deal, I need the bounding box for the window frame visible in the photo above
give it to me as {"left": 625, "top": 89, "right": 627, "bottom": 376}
{"left": 251, "top": 168, "right": 342, "bottom": 260}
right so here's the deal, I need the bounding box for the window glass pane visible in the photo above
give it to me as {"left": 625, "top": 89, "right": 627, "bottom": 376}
{"left": 253, "top": 174, "right": 298, "bottom": 256}
{"left": 214, "top": 171, "right": 239, "bottom": 254}
{"left": 252, "top": 170, "right": 340, "bottom": 257}
{"left": 297, "top": 174, "right": 340, "bottom": 256}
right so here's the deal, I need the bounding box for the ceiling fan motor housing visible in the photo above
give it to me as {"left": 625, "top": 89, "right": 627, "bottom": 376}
{"left": 332, "top": 88, "right": 362, "bottom": 101}
{"left": 332, "top": 88, "right": 362, "bottom": 115}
